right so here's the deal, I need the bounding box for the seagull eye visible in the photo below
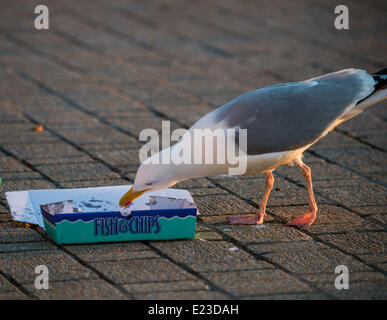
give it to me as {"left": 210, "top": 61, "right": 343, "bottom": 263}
{"left": 145, "top": 182, "right": 153, "bottom": 186}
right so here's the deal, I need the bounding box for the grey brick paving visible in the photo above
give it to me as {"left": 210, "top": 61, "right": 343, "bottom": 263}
{"left": 0, "top": 0, "right": 385, "bottom": 299}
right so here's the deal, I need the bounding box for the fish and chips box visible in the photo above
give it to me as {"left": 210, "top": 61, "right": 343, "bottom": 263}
{"left": 5, "top": 185, "right": 198, "bottom": 244}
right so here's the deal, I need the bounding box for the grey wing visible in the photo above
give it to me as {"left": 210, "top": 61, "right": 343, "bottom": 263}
{"left": 214, "top": 69, "right": 376, "bottom": 155}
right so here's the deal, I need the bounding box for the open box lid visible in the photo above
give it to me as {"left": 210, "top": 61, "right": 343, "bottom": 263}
{"left": 5, "top": 185, "right": 197, "bottom": 230}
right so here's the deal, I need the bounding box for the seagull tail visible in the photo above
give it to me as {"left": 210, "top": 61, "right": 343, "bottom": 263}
{"left": 372, "top": 67, "right": 387, "bottom": 90}
{"left": 354, "top": 67, "right": 387, "bottom": 111}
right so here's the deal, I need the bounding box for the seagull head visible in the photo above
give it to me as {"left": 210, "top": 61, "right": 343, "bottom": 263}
{"left": 119, "top": 150, "right": 180, "bottom": 208}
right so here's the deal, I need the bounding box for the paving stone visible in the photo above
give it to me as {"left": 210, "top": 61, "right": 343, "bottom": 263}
{"left": 194, "top": 194, "right": 257, "bottom": 216}
{"left": 269, "top": 205, "right": 384, "bottom": 234}
{"left": 124, "top": 279, "right": 209, "bottom": 294}
{"left": 58, "top": 179, "right": 129, "bottom": 189}
{"left": 365, "top": 213, "right": 387, "bottom": 225}
{"left": 248, "top": 241, "right": 373, "bottom": 275}
{"left": 79, "top": 140, "right": 141, "bottom": 153}
{"left": 25, "top": 279, "right": 128, "bottom": 300}
{"left": 89, "top": 258, "right": 196, "bottom": 284}
{"left": 0, "top": 157, "right": 31, "bottom": 173}
{"left": 0, "top": 129, "right": 58, "bottom": 144}
{"left": 174, "top": 178, "right": 216, "bottom": 189}
{"left": 135, "top": 289, "right": 228, "bottom": 300}
{"left": 242, "top": 292, "right": 328, "bottom": 300}
{"left": 189, "top": 187, "right": 229, "bottom": 197}
{"left": 310, "top": 131, "right": 361, "bottom": 151}
{"left": 108, "top": 113, "right": 181, "bottom": 137}
{"left": 151, "top": 240, "right": 273, "bottom": 272}
{"left": 0, "top": 228, "right": 44, "bottom": 243}
{"left": 276, "top": 162, "right": 360, "bottom": 184}
{"left": 218, "top": 176, "right": 330, "bottom": 206}
{"left": 0, "top": 179, "right": 56, "bottom": 200}
{"left": 317, "top": 231, "right": 385, "bottom": 256}
{"left": 91, "top": 149, "right": 141, "bottom": 167}
{"left": 35, "top": 163, "right": 119, "bottom": 182}
{"left": 5, "top": 143, "right": 89, "bottom": 161}
{"left": 0, "top": 213, "right": 11, "bottom": 222}
{"left": 0, "top": 275, "right": 17, "bottom": 292}
{"left": 202, "top": 269, "right": 313, "bottom": 296}
{"left": 25, "top": 110, "right": 100, "bottom": 128}
{"left": 302, "top": 274, "right": 386, "bottom": 300}
{"left": 27, "top": 156, "right": 93, "bottom": 166}
{"left": 63, "top": 242, "right": 159, "bottom": 262}
{"left": 319, "top": 184, "right": 387, "bottom": 207}
{"left": 215, "top": 219, "right": 307, "bottom": 242}
{"left": 0, "top": 241, "right": 57, "bottom": 253}
{"left": 0, "top": 250, "right": 98, "bottom": 284}
{"left": 56, "top": 125, "right": 133, "bottom": 145}
{"left": 195, "top": 231, "right": 224, "bottom": 241}
{"left": 320, "top": 147, "right": 386, "bottom": 174}
{"left": 0, "top": 289, "right": 29, "bottom": 300}
{"left": 2, "top": 174, "right": 48, "bottom": 184}
{"left": 350, "top": 206, "right": 387, "bottom": 216}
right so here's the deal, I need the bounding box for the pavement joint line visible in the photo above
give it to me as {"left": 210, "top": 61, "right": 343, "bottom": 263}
{"left": 0, "top": 269, "right": 38, "bottom": 299}
{"left": 0, "top": 145, "right": 62, "bottom": 189}
{"left": 128, "top": 288, "right": 214, "bottom": 294}
{"left": 238, "top": 291, "right": 323, "bottom": 299}
{"left": 0, "top": 30, "right": 84, "bottom": 75}
{"left": 31, "top": 227, "right": 136, "bottom": 299}
{"left": 197, "top": 221, "right": 336, "bottom": 299}
{"left": 145, "top": 241, "right": 235, "bottom": 299}
{"left": 334, "top": 127, "right": 387, "bottom": 153}
{"left": 307, "top": 149, "right": 387, "bottom": 189}
{"left": 209, "top": 0, "right": 384, "bottom": 68}
{"left": 0, "top": 249, "right": 57, "bottom": 254}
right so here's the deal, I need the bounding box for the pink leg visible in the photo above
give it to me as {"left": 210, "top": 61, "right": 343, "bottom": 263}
{"left": 286, "top": 160, "right": 318, "bottom": 227}
{"left": 228, "top": 171, "right": 274, "bottom": 225}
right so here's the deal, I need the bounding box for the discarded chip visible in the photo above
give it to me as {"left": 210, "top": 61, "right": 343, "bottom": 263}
{"left": 33, "top": 124, "right": 44, "bottom": 132}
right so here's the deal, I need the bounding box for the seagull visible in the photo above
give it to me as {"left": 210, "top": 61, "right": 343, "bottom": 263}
{"left": 119, "top": 68, "right": 387, "bottom": 227}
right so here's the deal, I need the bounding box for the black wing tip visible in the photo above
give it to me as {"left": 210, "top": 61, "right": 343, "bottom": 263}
{"left": 372, "top": 67, "right": 387, "bottom": 76}
{"left": 372, "top": 67, "right": 387, "bottom": 91}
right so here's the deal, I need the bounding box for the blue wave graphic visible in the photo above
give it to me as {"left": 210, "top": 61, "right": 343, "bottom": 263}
{"left": 53, "top": 208, "right": 197, "bottom": 224}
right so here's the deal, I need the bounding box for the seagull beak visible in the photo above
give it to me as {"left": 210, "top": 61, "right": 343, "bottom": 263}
{"left": 119, "top": 187, "right": 148, "bottom": 208}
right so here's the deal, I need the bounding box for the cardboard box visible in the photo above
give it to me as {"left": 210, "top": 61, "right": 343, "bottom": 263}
{"left": 6, "top": 185, "right": 198, "bottom": 244}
